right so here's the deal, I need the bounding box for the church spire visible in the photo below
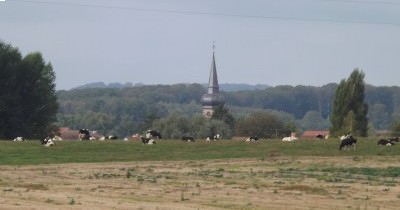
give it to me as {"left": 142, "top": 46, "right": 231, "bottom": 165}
{"left": 208, "top": 42, "right": 219, "bottom": 94}
{"left": 201, "top": 42, "right": 224, "bottom": 118}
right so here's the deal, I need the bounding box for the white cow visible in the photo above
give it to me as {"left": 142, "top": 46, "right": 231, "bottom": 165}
{"left": 52, "top": 136, "right": 63, "bottom": 141}
{"left": 282, "top": 136, "right": 297, "bottom": 142}
{"left": 13, "top": 137, "right": 25, "bottom": 141}
{"left": 282, "top": 132, "right": 298, "bottom": 142}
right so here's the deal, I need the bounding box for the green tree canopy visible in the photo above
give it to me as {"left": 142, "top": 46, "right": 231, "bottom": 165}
{"left": 330, "top": 69, "right": 368, "bottom": 137}
{"left": 211, "top": 103, "right": 235, "bottom": 129}
{"left": 234, "top": 111, "right": 293, "bottom": 138}
{"left": 152, "top": 112, "right": 233, "bottom": 139}
{"left": 0, "top": 41, "right": 58, "bottom": 139}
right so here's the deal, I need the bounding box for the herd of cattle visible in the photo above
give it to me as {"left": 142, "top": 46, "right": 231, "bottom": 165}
{"left": 11, "top": 130, "right": 400, "bottom": 151}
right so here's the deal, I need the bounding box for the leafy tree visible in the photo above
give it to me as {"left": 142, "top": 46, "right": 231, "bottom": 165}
{"left": 152, "top": 112, "right": 232, "bottom": 139}
{"left": 0, "top": 41, "right": 21, "bottom": 138}
{"left": 390, "top": 121, "right": 400, "bottom": 136}
{"left": 368, "top": 103, "right": 390, "bottom": 130}
{"left": 235, "top": 111, "right": 292, "bottom": 138}
{"left": 330, "top": 69, "right": 368, "bottom": 137}
{"left": 211, "top": 103, "right": 235, "bottom": 129}
{"left": 301, "top": 111, "right": 330, "bottom": 130}
{"left": 0, "top": 41, "right": 58, "bottom": 139}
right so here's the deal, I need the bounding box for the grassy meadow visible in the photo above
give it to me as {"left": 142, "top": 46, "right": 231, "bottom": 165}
{"left": 0, "top": 138, "right": 399, "bottom": 165}
{"left": 2, "top": 138, "right": 400, "bottom": 209}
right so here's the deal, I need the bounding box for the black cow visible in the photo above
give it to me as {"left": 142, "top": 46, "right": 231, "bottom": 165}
{"left": 181, "top": 136, "right": 195, "bottom": 142}
{"left": 146, "top": 130, "right": 162, "bottom": 139}
{"left": 339, "top": 135, "right": 357, "bottom": 150}
{"left": 316, "top": 134, "right": 325, "bottom": 139}
{"left": 79, "top": 129, "right": 91, "bottom": 140}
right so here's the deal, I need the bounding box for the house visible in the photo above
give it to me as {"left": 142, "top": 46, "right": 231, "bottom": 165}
{"left": 302, "top": 130, "right": 329, "bottom": 139}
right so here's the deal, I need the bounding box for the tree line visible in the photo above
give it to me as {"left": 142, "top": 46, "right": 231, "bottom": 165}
{"left": 55, "top": 77, "right": 400, "bottom": 138}
{"left": 2, "top": 40, "right": 400, "bottom": 139}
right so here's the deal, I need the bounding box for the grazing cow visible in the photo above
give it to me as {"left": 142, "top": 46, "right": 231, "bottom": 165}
{"left": 316, "top": 134, "right": 325, "bottom": 139}
{"left": 141, "top": 136, "right": 156, "bottom": 144}
{"left": 13, "top": 137, "right": 26, "bottom": 142}
{"left": 146, "top": 130, "right": 162, "bottom": 139}
{"left": 339, "top": 135, "right": 357, "bottom": 150}
{"left": 246, "top": 136, "right": 259, "bottom": 142}
{"left": 181, "top": 136, "right": 195, "bottom": 142}
{"left": 41, "top": 137, "right": 55, "bottom": 147}
{"left": 78, "top": 129, "right": 91, "bottom": 140}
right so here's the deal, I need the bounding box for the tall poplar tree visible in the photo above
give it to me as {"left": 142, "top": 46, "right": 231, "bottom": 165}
{"left": 330, "top": 69, "right": 368, "bottom": 137}
{"left": 0, "top": 41, "right": 58, "bottom": 139}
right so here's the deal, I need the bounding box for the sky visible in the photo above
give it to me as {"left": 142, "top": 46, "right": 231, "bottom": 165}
{"left": 1, "top": 0, "right": 400, "bottom": 90}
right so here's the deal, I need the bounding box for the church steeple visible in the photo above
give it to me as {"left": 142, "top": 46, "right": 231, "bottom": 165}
{"left": 207, "top": 44, "right": 219, "bottom": 94}
{"left": 201, "top": 43, "right": 224, "bottom": 118}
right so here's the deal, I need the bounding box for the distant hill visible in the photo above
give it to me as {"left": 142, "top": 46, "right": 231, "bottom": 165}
{"left": 218, "top": 83, "right": 270, "bottom": 92}
{"left": 73, "top": 82, "right": 270, "bottom": 92}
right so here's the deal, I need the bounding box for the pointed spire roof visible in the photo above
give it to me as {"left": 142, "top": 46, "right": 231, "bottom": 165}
{"left": 207, "top": 43, "right": 219, "bottom": 94}
{"left": 201, "top": 42, "right": 224, "bottom": 109}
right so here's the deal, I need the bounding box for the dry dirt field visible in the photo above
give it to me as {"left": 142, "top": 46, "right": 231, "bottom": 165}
{"left": 1, "top": 156, "right": 400, "bottom": 210}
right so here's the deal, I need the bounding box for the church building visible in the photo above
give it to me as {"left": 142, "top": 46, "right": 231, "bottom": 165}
{"left": 201, "top": 45, "right": 224, "bottom": 118}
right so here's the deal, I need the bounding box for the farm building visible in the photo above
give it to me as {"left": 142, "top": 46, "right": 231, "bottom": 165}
{"left": 302, "top": 130, "right": 329, "bottom": 139}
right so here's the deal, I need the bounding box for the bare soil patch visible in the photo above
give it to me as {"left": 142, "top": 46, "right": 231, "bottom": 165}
{"left": 1, "top": 156, "right": 400, "bottom": 210}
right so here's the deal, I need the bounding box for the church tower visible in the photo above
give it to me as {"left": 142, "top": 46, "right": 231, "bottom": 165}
{"left": 201, "top": 44, "right": 224, "bottom": 118}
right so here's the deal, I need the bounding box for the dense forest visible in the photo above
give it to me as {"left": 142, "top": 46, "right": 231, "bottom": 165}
{"left": 56, "top": 83, "right": 400, "bottom": 138}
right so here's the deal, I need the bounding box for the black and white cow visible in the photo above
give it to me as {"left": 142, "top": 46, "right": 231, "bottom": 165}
{"left": 41, "top": 137, "right": 55, "bottom": 147}
{"left": 339, "top": 135, "right": 357, "bottom": 150}
{"left": 78, "top": 129, "right": 91, "bottom": 140}
{"left": 245, "top": 136, "right": 259, "bottom": 142}
{"left": 106, "top": 135, "right": 118, "bottom": 140}
{"left": 377, "top": 137, "right": 398, "bottom": 146}
{"left": 146, "top": 130, "right": 162, "bottom": 139}
{"left": 206, "top": 134, "right": 221, "bottom": 142}
{"left": 141, "top": 136, "right": 156, "bottom": 144}
{"left": 181, "top": 136, "right": 195, "bottom": 142}
{"left": 377, "top": 139, "right": 395, "bottom": 146}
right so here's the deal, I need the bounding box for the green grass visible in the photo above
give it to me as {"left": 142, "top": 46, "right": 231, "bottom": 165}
{"left": 0, "top": 138, "right": 399, "bottom": 165}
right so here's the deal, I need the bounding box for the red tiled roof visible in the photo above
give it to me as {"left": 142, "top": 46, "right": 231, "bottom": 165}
{"left": 302, "top": 130, "right": 329, "bottom": 138}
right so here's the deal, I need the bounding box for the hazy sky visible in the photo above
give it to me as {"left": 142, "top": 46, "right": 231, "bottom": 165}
{"left": 1, "top": 0, "right": 400, "bottom": 90}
